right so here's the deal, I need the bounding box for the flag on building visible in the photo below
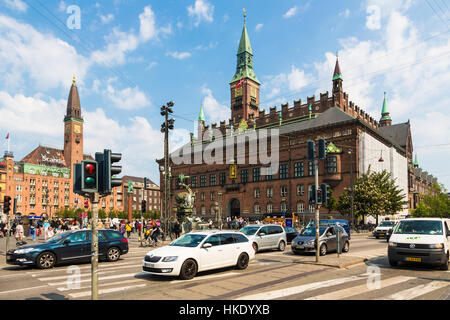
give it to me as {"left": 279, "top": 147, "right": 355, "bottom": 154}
{"left": 235, "top": 78, "right": 245, "bottom": 89}
{"left": 5, "top": 133, "right": 9, "bottom": 140}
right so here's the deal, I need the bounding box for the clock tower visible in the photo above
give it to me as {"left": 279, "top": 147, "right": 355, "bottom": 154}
{"left": 63, "top": 76, "right": 84, "bottom": 172}
{"left": 230, "top": 12, "right": 260, "bottom": 124}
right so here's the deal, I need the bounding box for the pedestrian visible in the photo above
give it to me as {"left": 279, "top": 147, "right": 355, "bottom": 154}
{"left": 174, "top": 220, "right": 181, "bottom": 239}
{"left": 30, "top": 223, "right": 36, "bottom": 242}
{"left": 98, "top": 220, "right": 104, "bottom": 230}
{"left": 45, "top": 226, "right": 54, "bottom": 239}
{"left": 125, "top": 221, "right": 132, "bottom": 238}
{"left": 15, "top": 222, "right": 24, "bottom": 243}
{"left": 208, "top": 219, "right": 213, "bottom": 229}
{"left": 43, "top": 220, "right": 50, "bottom": 240}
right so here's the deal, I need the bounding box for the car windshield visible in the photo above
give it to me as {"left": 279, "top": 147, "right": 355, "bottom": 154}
{"left": 394, "top": 220, "right": 443, "bottom": 235}
{"left": 46, "top": 232, "right": 71, "bottom": 244}
{"left": 379, "top": 221, "right": 395, "bottom": 227}
{"left": 239, "top": 226, "right": 260, "bottom": 236}
{"left": 170, "top": 234, "right": 207, "bottom": 247}
{"left": 300, "top": 227, "right": 327, "bottom": 237}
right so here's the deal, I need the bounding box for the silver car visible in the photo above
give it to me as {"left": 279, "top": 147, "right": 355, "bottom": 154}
{"left": 240, "top": 224, "right": 287, "bottom": 253}
{"left": 292, "top": 225, "right": 350, "bottom": 256}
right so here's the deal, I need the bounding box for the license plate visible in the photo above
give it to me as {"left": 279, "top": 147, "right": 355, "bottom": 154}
{"left": 145, "top": 262, "right": 155, "bottom": 268}
{"left": 406, "top": 257, "right": 421, "bottom": 262}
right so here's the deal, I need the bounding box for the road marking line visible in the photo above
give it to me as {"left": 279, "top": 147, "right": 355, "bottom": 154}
{"left": 57, "top": 278, "right": 146, "bottom": 292}
{"left": 37, "top": 271, "right": 108, "bottom": 281}
{"left": 69, "top": 284, "right": 147, "bottom": 298}
{"left": 306, "top": 276, "right": 414, "bottom": 300}
{"left": 169, "top": 272, "right": 240, "bottom": 284}
{"left": 235, "top": 275, "right": 367, "bottom": 300}
{"left": 380, "top": 281, "right": 449, "bottom": 300}
{"left": 0, "top": 284, "right": 50, "bottom": 294}
{"left": 48, "top": 272, "right": 147, "bottom": 286}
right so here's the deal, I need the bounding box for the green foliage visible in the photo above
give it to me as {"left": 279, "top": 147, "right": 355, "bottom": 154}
{"left": 98, "top": 209, "right": 107, "bottom": 220}
{"left": 412, "top": 183, "right": 450, "bottom": 218}
{"left": 337, "top": 169, "right": 407, "bottom": 220}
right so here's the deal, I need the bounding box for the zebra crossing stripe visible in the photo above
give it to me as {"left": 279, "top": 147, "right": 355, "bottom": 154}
{"left": 306, "top": 276, "right": 414, "bottom": 300}
{"left": 380, "top": 281, "right": 449, "bottom": 300}
{"left": 69, "top": 284, "right": 147, "bottom": 298}
{"left": 235, "top": 275, "right": 366, "bottom": 300}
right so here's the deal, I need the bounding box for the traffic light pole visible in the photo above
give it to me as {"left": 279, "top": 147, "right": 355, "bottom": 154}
{"left": 5, "top": 214, "right": 9, "bottom": 263}
{"left": 90, "top": 193, "right": 99, "bottom": 300}
{"left": 164, "top": 110, "right": 169, "bottom": 235}
{"left": 314, "top": 159, "right": 320, "bottom": 263}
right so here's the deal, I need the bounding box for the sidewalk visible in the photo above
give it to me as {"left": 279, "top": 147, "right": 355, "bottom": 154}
{"left": 290, "top": 254, "right": 365, "bottom": 269}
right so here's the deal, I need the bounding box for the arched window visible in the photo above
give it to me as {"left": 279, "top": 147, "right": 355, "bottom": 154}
{"left": 280, "top": 202, "right": 287, "bottom": 212}
{"left": 267, "top": 203, "right": 273, "bottom": 214}
{"left": 254, "top": 203, "right": 260, "bottom": 214}
{"left": 201, "top": 206, "right": 206, "bottom": 215}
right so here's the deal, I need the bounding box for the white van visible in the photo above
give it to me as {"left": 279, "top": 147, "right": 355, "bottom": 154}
{"left": 388, "top": 218, "right": 450, "bottom": 270}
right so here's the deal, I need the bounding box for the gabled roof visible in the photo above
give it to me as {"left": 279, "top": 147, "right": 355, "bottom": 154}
{"left": 377, "top": 122, "right": 410, "bottom": 148}
{"left": 21, "top": 146, "right": 67, "bottom": 167}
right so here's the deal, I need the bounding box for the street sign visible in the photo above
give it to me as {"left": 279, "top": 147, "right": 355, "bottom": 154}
{"left": 285, "top": 218, "right": 293, "bottom": 228}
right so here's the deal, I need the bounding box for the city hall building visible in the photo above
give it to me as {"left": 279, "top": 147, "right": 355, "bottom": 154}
{"left": 158, "top": 19, "right": 437, "bottom": 221}
{"left": 0, "top": 78, "right": 160, "bottom": 218}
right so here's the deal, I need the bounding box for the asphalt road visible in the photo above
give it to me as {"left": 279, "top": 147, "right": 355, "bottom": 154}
{"left": 0, "top": 233, "right": 448, "bottom": 300}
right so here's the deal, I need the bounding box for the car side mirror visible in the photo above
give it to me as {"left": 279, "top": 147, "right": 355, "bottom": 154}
{"left": 202, "top": 243, "right": 212, "bottom": 249}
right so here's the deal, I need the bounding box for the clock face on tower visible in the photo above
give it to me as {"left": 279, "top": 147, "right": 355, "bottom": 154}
{"left": 74, "top": 125, "right": 81, "bottom": 134}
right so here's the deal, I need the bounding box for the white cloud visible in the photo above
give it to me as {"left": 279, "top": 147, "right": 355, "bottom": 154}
{"left": 100, "top": 13, "right": 114, "bottom": 24}
{"left": 3, "top": 0, "right": 27, "bottom": 12}
{"left": 283, "top": 6, "right": 298, "bottom": 19}
{"left": 187, "top": 0, "right": 214, "bottom": 27}
{"left": 194, "top": 42, "right": 218, "bottom": 51}
{"left": 167, "top": 51, "right": 192, "bottom": 60}
{"left": 340, "top": 9, "right": 350, "bottom": 19}
{"left": 366, "top": 5, "right": 381, "bottom": 30}
{"left": 201, "top": 87, "right": 230, "bottom": 124}
{"left": 0, "top": 15, "right": 90, "bottom": 90}
{"left": 105, "top": 83, "right": 151, "bottom": 110}
{"left": 255, "top": 24, "right": 263, "bottom": 32}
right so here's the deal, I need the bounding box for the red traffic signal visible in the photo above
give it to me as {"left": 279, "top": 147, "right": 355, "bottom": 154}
{"left": 81, "top": 160, "right": 98, "bottom": 193}
{"left": 3, "top": 196, "right": 11, "bottom": 214}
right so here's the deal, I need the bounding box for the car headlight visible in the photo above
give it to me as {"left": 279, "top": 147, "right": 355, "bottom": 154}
{"left": 14, "top": 248, "right": 36, "bottom": 254}
{"left": 388, "top": 242, "right": 397, "bottom": 247}
{"left": 429, "top": 243, "right": 444, "bottom": 249}
{"left": 162, "top": 256, "right": 178, "bottom": 262}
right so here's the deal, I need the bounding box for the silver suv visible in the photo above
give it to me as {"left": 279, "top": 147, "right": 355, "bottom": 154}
{"left": 239, "top": 224, "right": 287, "bottom": 253}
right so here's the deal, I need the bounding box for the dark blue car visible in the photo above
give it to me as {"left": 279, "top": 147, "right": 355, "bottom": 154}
{"left": 306, "top": 219, "right": 351, "bottom": 239}
{"left": 6, "top": 229, "right": 128, "bottom": 269}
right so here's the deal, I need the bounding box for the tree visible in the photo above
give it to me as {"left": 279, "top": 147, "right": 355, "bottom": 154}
{"left": 323, "top": 189, "right": 337, "bottom": 214}
{"left": 337, "top": 169, "right": 407, "bottom": 223}
{"left": 412, "top": 183, "right": 450, "bottom": 218}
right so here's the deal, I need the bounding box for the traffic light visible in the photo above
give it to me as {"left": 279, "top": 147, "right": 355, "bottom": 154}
{"left": 309, "top": 184, "right": 316, "bottom": 205}
{"left": 321, "top": 184, "right": 329, "bottom": 204}
{"left": 307, "top": 141, "right": 315, "bottom": 161}
{"left": 317, "top": 187, "right": 323, "bottom": 205}
{"left": 3, "top": 196, "right": 11, "bottom": 214}
{"left": 81, "top": 160, "right": 98, "bottom": 193}
{"left": 318, "top": 139, "right": 327, "bottom": 160}
{"left": 73, "top": 163, "right": 82, "bottom": 195}
{"left": 141, "top": 200, "right": 146, "bottom": 214}
{"left": 144, "top": 177, "right": 148, "bottom": 190}
{"left": 102, "top": 149, "right": 122, "bottom": 195}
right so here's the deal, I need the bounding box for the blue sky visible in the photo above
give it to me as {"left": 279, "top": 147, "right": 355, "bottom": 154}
{"left": 0, "top": 0, "right": 449, "bottom": 190}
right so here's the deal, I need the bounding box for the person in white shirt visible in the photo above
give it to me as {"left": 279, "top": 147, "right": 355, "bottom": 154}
{"left": 46, "top": 226, "right": 54, "bottom": 239}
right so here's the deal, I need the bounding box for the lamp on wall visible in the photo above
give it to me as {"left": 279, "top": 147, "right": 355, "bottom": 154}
{"left": 379, "top": 150, "right": 384, "bottom": 163}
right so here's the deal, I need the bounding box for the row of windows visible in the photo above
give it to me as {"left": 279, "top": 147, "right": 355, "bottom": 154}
{"left": 187, "top": 157, "right": 338, "bottom": 188}
{"left": 194, "top": 202, "right": 315, "bottom": 215}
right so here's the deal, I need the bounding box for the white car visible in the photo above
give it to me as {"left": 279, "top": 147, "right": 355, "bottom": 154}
{"left": 142, "top": 230, "right": 255, "bottom": 280}
{"left": 240, "top": 224, "right": 287, "bottom": 253}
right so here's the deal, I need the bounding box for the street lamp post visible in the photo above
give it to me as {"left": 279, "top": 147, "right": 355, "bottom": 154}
{"left": 161, "top": 101, "right": 174, "bottom": 236}
{"left": 348, "top": 149, "right": 354, "bottom": 229}
{"left": 218, "top": 193, "right": 223, "bottom": 230}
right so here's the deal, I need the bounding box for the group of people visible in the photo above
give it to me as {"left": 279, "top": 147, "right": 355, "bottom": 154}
{"left": 226, "top": 216, "right": 250, "bottom": 230}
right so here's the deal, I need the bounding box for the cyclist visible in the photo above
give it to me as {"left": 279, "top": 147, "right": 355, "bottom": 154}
{"left": 150, "top": 223, "right": 162, "bottom": 246}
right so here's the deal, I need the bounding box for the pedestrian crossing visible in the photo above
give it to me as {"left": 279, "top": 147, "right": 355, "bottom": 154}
{"left": 236, "top": 273, "right": 449, "bottom": 300}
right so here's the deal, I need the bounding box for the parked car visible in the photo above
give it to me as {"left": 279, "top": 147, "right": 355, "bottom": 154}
{"left": 292, "top": 225, "right": 350, "bottom": 256}
{"left": 283, "top": 227, "right": 300, "bottom": 244}
{"left": 239, "top": 224, "right": 287, "bottom": 253}
{"left": 373, "top": 220, "right": 396, "bottom": 239}
{"left": 388, "top": 218, "right": 450, "bottom": 270}
{"left": 6, "top": 230, "right": 128, "bottom": 269}
{"left": 142, "top": 230, "right": 255, "bottom": 280}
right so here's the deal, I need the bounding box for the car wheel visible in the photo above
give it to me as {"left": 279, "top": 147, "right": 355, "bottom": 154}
{"left": 319, "top": 244, "right": 327, "bottom": 256}
{"left": 278, "top": 241, "right": 286, "bottom": 252}
{"left": 179, "top": 259, "right": 198, "bottom": 280}
{"left": 252, "top": 242, "right": 258, "bottom": 253}
{"left": 440, "top": 253, "right": 449, "bottom": 271}
{"left": 388, "top": 258, "right": 398, "bottom": 267}
{"left": 106, "top": 247, "right": 121, "bottom": 262}
{"left": 342, "top": 241, "right": 350, "bottom": 253}
{"left": 37, "top": 252, "right": 56, "bottom": 269}
{"left": 236, "top": 253, "right": 249, "bottom": 270}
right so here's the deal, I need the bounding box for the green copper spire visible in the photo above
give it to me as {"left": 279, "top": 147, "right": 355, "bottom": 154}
{"left": 332, "top": 53, "right": 343, "bottom": 81}
{"left": 381, "top": 92, "right": 391, "bottom": 121}
{"left": 198, "top": 104, "right": 205, "bottom": 122}
{"left": 414, "top": 154, "right": 419, "bottom": 167}
{"left": 230, "top": 11, "right": 260, "bottom": 85}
